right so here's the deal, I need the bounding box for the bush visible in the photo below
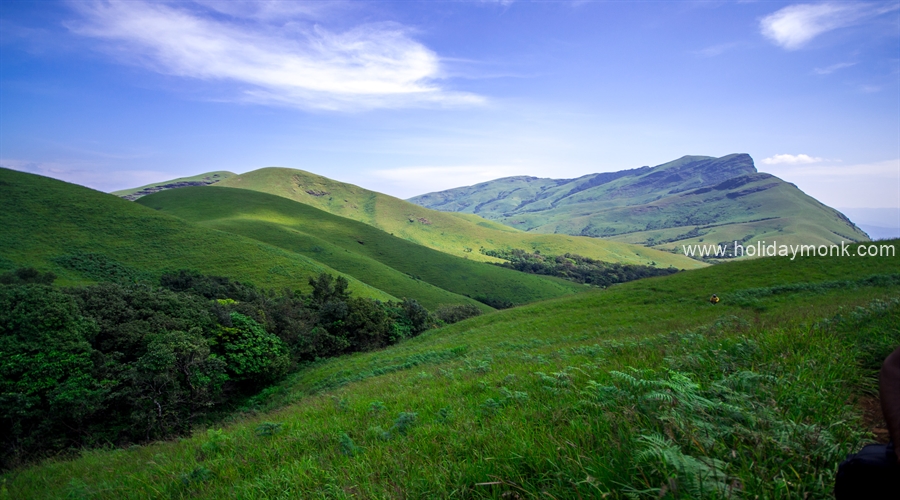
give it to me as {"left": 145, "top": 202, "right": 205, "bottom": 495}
{"left": 434, "top": 304, "right": 483, "bottom": 324}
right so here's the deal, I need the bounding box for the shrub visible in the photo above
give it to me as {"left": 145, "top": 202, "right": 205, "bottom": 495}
{"left": 434, "top": 304, "right": 483, "bottom": 324}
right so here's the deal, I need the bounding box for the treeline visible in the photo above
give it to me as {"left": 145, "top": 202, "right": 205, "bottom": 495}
{"left": 481, "top": 248, "right": 679, "bottom": 287}
{"left": 0, "top": 269, "right": 477, "bottom": 468}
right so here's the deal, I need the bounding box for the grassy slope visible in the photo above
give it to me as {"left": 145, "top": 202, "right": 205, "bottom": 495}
{"left": 0, "top": 168, "right": 392, "bottom": 300}
{"left": 410, "top": 155, "right": 867, "bottom": 251}
{"left": 214, "top": 168, "right": 702, "bottom": 269}
{"left": 6, "top": 240, "right": 898, "bottom": 499}
{"left": 137, "top": 187, "right": 593, "bottom": 310}
{"left": 111, "top": 171, "right": 235, "bottom": 200}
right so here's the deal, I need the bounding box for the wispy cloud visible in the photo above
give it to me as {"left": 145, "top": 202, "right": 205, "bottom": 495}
{"left": 66, "top": 0, "right": 483, "bottom": 111}
{"left": 760, "top": 2, "right": 898, "bottom": 50}
{"left": 814, "top": 61, "right": 857, "bottom": 75}
{"left": 761, "top": 154, "right": 823, "bottom": 165}
{"left": 693, "top": 42, "right": 742, "bottom": 58}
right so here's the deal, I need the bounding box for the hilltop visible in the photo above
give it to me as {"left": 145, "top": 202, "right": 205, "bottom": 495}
{"left": 5, "top": 236, "right": 898, "bottom": 498}
{"left": 137, "top": 187, "right": 589, "bottom": 310}
{"left": 212, "top": 167, "right": 702, "bottom": 269}
{"left": 409, "top": 154, "right": 869, "bottom": 254}
{"left": 0, "top": 168, "right": 390, "bottom": 300}
{"left": 112, "top": 171, "right": 235, "bottom": 201}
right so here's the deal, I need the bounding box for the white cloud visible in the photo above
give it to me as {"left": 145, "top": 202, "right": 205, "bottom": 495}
{"left": 814, "top": 61, "right": 856, "bottom": 75}
{"left": 66, "top": 0, "right": 483, "bottom": 110}
{"left": 761, "top": 154, "right": 823, "bottom": 165}
{"left": 760, "top": 2, "right": 898, "bottom": 50}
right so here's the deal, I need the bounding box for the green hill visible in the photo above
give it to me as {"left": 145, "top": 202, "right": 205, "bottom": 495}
{"left": 213, "top": 167, "right": 703, "bottom": 269}
{"left": 6, "top": 238, "right": 898, "bottom": 498}
{"left": 137, "top": 186, "right": 591, "bottom": 310}
{"left": 409, "top": 154, "right": 869, "bottom": 255}
{"left": 0, "top": 168, "right": 391, "bottom": 300}
{"left": 112, "top": 171, "right": 235, "bottom": 201}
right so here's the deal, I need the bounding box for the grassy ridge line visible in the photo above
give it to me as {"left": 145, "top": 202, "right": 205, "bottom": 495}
{"left": 139, "top": 187, "right": 590, "bottom": 309}
{"left": 409, "top": 154, "right": 868, "bottom": 250}
{"left": 0, "top": 168, "right": 394, "bottom": 301}
{"left": 214, "top": 167, "right": 703, "bottom": 269}
{"left": 5, "top": 242, "right": 898, "bottom": 498}
{"left": 111, "top": 171, "right": 235, "bottom": 200}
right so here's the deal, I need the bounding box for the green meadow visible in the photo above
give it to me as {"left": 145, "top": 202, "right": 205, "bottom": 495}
{"left": 137, "top": 186, "right": 589, "bottom": 311}
{"left": 0, "top": 168, "right": 391, "bottom": 301}
{"left": 215, "top": 168, "right": 703, "bottom": 269}
{"left": 4, "top": 240, "right": 898, "bottom": 499}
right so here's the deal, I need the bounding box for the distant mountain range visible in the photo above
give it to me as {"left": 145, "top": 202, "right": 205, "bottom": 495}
{"left": 408, "top": 154, "right": 869, "bottom": 255}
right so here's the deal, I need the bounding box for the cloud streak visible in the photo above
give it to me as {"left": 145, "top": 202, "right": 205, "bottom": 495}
{"left": 761, "top": 154, "right": 823, "bottom": 165}
{"left": 66, "top": 0, "right": 483, "bottom": 110}
{"left": 760, "top": 2, "right": 898, "bottom": 50}
{"left": 814, "top": 61, "right": 857, "bottom": 75}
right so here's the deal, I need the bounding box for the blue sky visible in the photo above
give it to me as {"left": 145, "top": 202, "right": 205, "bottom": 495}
{"left": 1, "top": 1, "right": 898, "bottom": 213}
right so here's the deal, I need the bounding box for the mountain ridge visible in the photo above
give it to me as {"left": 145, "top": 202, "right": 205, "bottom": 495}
{"left": 408, "top": 154, "right": 868, "bottom": 255}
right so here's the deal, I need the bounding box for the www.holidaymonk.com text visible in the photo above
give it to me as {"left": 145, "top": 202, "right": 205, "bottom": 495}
{"left": 682, "top": 241, "right": 896, "bottom": 260}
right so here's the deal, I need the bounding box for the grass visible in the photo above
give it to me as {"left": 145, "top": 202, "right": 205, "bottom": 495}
{"left": 3, "top": 239, "right": 898, "bottom": 498}
{"left": 111, "top": 171, "right": 235, "bottom": 200}
{"left": 214, "top": 167, "right": 703, "bottom": 269}
{"left": 137, "top": 186, "right": 594, "bottom": 310}
{"left": 409, "top": 154, "right": 868, "bottom": 252}
{"left": 0, "top": 168, "right": 392, "bottom": 300}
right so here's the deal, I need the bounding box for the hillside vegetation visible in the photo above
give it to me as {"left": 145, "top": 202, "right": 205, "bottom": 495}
{"left": 409, "top": 154, "right": 868, "bottom": 254}
{"left": 0, "top": 168, "right": 390, "bottom": 301}
{"left": 137, "top": 187, "right": 589, "bottom": 310}
{"left": 112, "top": 171, "right": 235, "bottom": 201}
{"left": 5, "top": 239, "right": 898, "bottom": 498}
{"left": 213, "top": 168, "right": 702, "bottom": 269}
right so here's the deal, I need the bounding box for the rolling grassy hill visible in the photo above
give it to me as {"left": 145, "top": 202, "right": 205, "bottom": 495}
{"left": 409, "top": 154, "right": 869, "bottom": 255}
{"left": 6, "top": 239, "right": 898, "bottom": 498}
{"left": 136, "top": 186, "right": 591, "bottom": 310}
{"left": 0, "top": 168, "right": 392, "bottom": 300}
{"left": 213, "top": 168, "right": 703, "bottom": 269}
{"left": 112, "top": 171, "right": 235, "bottom": 201}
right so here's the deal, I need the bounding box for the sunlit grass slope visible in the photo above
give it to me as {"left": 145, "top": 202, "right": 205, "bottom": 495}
{"left": 0, "top": 168, "right": 392, "bottom": 300}
{"left": 215, "top": 168, "right": 703, "bottom": 269}
{"left": 6, "top": 240, "right": 898, "bottom": 498}
{"left": 138, "top": 186, "right": 592, "bottom": 310}
{"left": 111, "top": 171, "right": 235, "bottom": 201}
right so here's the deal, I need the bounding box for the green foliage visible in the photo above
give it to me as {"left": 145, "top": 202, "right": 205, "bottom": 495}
{"left": 3, "top": 239, "right": 898, "bottom": 498}
{"left": 254, "top": 422, "right": 282, "bottom": 437}
{"left": 200, "top": 429, "right": 230, "bottom": 456}
{"left": 433, "top": 303, "right": 483, "bottom": 324}
{"left": 216, "top": 313, "right": 289, "bottom": 385}
{"left": 0, "top": 285, "right": 103, "bottom": 466}
{"left": 0, "top": 269, "right": 440, "bottom": 467}
{"left": 0, "top": 268, "right": 56, "bottom": 286}
{"left": 338, "top": 432, "right": 360, "bottom": 456}
{"left": 483, "top": 247, "right": 679, "bottom": 287}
